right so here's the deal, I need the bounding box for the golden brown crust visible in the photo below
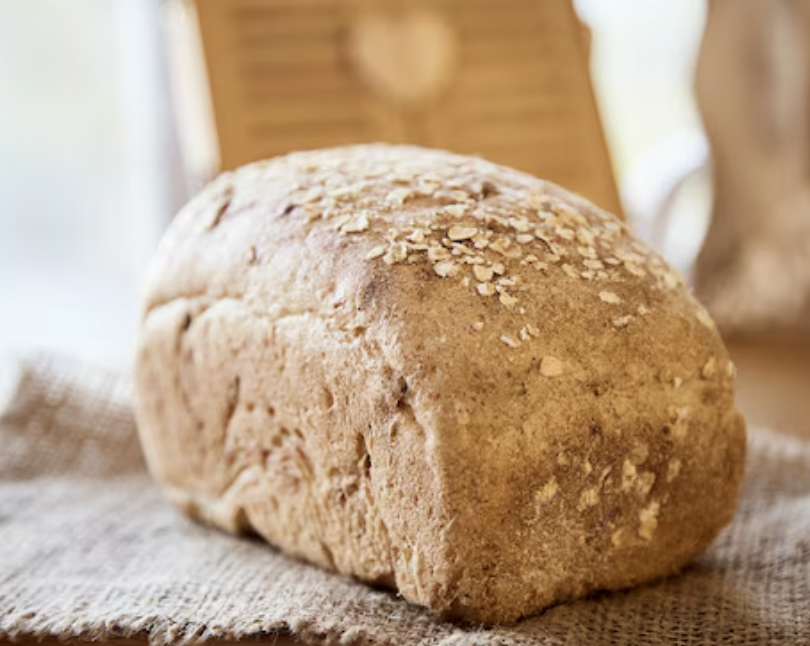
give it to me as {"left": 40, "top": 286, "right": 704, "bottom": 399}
{"left": 134, "top": 144, "right": 746, "bottom": 624}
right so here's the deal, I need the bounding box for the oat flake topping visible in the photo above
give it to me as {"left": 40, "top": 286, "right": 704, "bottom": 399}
{"left": 252, "top": 146, "right": 692, "bottom": 353}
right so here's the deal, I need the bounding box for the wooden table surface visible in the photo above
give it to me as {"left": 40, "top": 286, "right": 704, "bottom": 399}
{"left": 4, "top": 339, "right": 808, "bottom": 646}
{"left": 727, "top": 339, "right": 810, "bottom": 440}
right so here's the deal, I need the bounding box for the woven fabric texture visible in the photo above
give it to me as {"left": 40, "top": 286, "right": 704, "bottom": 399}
{"left": 1, "top": 354, "right": 808, "bottom": 645}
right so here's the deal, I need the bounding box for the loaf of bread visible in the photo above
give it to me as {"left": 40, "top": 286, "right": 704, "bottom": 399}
{"left": 135, "top": 144, "right": 746, "bottom": 624}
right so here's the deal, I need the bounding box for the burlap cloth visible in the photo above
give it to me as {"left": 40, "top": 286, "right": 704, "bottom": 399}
{"left": 1, "top": 354, "right": 808, "bottom": 645}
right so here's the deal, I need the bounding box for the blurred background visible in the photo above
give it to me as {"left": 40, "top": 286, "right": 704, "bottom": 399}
{"left": 0, "top": 0, "right": 790, "bottom": 374}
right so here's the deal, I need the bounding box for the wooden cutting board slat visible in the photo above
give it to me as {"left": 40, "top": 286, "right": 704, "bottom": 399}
{"left": 193, "top": 0, "right": 621, "bottom": 216}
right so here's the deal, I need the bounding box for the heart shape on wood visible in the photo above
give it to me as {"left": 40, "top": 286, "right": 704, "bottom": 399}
{"left": 348, "top": 9, "right": 457, "bottom": 106}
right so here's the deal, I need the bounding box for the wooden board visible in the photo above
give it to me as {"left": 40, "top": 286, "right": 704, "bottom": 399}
{"left": 192, "top": 0, "right": 621, "bottom": 215}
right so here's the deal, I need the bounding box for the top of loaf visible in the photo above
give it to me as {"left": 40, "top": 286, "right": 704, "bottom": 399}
{"left": 165, "top": 143, "right": 714, "bottom": 352}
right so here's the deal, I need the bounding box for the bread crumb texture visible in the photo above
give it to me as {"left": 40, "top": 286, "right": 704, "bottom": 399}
{"left": 135, "top": 144, "right": 747, "bottom": 625}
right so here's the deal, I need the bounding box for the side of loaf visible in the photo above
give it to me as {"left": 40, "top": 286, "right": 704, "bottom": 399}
{"left": 135, "top": 144, "right": 746, "bottom": 624}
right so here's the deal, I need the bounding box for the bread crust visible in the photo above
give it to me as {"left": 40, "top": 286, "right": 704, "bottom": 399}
{"left": 135, "top": 144, "right": 746, "bottom": 624}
